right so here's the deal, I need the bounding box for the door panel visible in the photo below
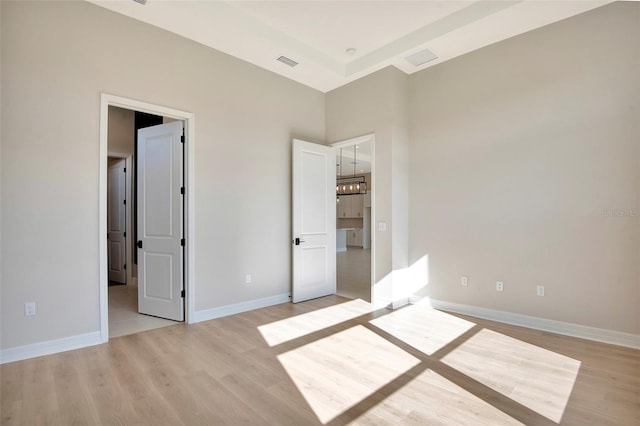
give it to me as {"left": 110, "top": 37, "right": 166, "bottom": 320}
{"left": 137, "top": 120, "right": 184, "bottom": 321}
{"left": 292, "top": 139, "right": 336, "bottom": 303}
{"left": 143, "top": 252, "right": 173, "bottom": 299}
{"left": 108, "top": 159, "right": 126, "bottom": 283}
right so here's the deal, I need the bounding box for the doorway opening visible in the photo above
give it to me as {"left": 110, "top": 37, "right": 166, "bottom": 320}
{"left": 332, "top": 134, "right": 375, "bottom": 303}
{"left": 99, "top": 94, "right": 195, "bottom": 342}
{"left": 107, "top": 155, "right": 130, "bottom": 287}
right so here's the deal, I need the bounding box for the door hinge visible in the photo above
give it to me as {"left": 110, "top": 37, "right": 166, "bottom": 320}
{"left": 124, "top": 264, "right": 126, "bottom": 270}
{"left": 181, "top": 289, "right": 185, "bottom": 298}
{"left": 137, "top": 240, "right": 143, "bottom": 248}
{"left": 180, "top": 187, "right": 185, "bottom": 195}
{"left": 181, "top": 238, "right": 185, "bottom": 246}
{"left": 123, "top": 231, "right": 126, "bottom": 237}
{"left": 124, "top": 167, "right": 126, "bottom": 173}
{"left": 180, "top": 134, "right": 185, "bottom": 143}
{"left": 123, "top": 199, "right": 126, "bottom": 205}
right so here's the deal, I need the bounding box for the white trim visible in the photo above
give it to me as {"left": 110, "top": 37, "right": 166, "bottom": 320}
{"left": 0, "top": 332, "right": 102, "bottom": 364}
{"left": 390, "top": 298, "right": 410, "bottom": 310}
{"left": 331, "top": 133, "right": 375, "bottom": 149}
{"left": 193, "top": 293, "right": 291, "bottom": 323}
{"left": 100, "top": 93, "right": 196, "bottom": 345}
{"left": 330, "top": 133, "right": 375, "bottom": 304}
{"left": 420, "top": 298, "right": 640, "bottom": 350}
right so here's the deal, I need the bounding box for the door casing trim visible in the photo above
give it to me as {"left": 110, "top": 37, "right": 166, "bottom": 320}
{"left": 99, "top": 93, "right": 196, "bottom": 342}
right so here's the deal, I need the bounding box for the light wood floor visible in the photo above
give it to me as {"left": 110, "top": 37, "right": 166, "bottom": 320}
{"left": 2, "top": 295, "right": 639, "bottom": 425}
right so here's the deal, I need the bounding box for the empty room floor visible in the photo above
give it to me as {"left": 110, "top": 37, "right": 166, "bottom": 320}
{"left": 2, "top": 295, "right": 638, "bottom": 425}
{"left": 337, "top": 247, "right": 371, "bottom": 302}
{"left": 108, "top": 283, "right": 178, "bottom": 338}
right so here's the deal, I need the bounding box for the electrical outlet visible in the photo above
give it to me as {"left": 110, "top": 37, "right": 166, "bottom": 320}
{"left": 496, "top": 281, "right": 504, "bottom": 292}
{"left": 245, "top": 274, "right": 252, "bottom": 284}
{"left": 461, "top": 276, "right": 468, "bottom": 286}
{"left": 24, "top": 302, "right": 36, "bottom": 317}
{"left": 537, "top": 285, "right": 545, "bottom": 297}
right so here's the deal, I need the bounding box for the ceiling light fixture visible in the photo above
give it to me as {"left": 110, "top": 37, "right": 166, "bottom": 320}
{"left": 346, "top": 48, "right": 357, "bottom": 56}
{"left": 336, "top": 146, "right": 367, "bottom": 198}
{"left": 276, "top": 55, "right": 298, "bottom": 67}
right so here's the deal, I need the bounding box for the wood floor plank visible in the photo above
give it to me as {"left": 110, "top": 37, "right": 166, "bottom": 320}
{"left": 1, "top": 295, "right": 639, "bottom": 425}
{"left": 20, "top": 356, "right": 62, "bottom": 425}
{"left": 76, "top": 345, "right": 139, "bottom": 425}
{"left": 0, "top": 361, "right": 23, "bottom": 425}
{"left": 50, "top": 351, "right": 101, "bottom": 425}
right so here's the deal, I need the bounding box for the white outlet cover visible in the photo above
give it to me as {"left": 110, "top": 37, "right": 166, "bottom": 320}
{"left": 496, "top": 281, "right": 504, "bottom": 292}
{"left": 24, "top": 302, "right": 36, "bottom": 316}
{"left": 461, "top": 276, "right": 468, "bottom": 286}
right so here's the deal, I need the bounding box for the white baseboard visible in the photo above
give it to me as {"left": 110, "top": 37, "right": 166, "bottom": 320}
{"left": 390, "top": 298, "right": 410, "bottom": 309}
{"left": 193, "top": 293, "right": 291, "bottom": 323}
{"left": 0, "top": 331, "right": 103, "bottom": 364}
{"left": 1, "top": 293, "right": 290, "bottom": 364}
{"left": 416, "top": 297, "right": 640, "bottom": 350}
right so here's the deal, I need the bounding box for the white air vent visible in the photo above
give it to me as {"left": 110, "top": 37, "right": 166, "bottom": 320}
{"left": 276, "top": 56, "right": 299, "bottom": 67}
{"left": 132, "top": 0, "right": 147, "bottom": 4}
{"left": 405, "top": 48, "right": 438, "bottom": 67}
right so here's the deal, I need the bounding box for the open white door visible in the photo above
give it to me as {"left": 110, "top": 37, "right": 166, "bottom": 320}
{"left": 292, "top": 139, "right": 336, "bottom": 303}
{"left": 137, "top": 120, "right": 184, "bottom": 321}
{"left": 108, "top": 158, "right": 127, "bottom": 284}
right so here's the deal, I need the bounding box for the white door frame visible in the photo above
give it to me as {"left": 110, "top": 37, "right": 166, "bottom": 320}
{"left": 331, "top": 133, "right": 375, "bottom": 303}
{"left": 107, "top": 153, "right": 133, "bottom": 286}
{"left": 99, "top": 93, "right": 196, "bottom": 342}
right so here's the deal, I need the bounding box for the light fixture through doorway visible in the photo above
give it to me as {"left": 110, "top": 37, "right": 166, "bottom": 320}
{"left": 337, "top": 146, "right": 367, "bottom": 198}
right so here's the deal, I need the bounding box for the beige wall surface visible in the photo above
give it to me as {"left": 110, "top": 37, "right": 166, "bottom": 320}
{"left": 409, "top": 2, "right": 640, "bottom": 333}
{"left": 0, "top": 1, "right": 324, "bottom": 349}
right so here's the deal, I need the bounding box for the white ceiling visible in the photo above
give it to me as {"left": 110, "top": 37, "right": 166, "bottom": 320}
{"left": 89, "top": 0, "right": 612, "bottom": 92}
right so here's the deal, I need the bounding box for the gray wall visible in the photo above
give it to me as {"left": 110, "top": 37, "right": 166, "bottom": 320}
{"left": 1, "top": 1, "right": 324, "bottom": 349}
{"left": 408, "top": 2, "right": 640, "bottom": 333}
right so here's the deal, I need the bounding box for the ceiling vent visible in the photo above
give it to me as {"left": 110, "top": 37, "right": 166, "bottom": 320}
{"left": 132, "top": 0, "right": 147, "bottom": 4}
{"left": 405, "top": 48, "right": 438, "bottom": 67}
{"left": 276, "top": 56, "right": 299, "bottom": 68}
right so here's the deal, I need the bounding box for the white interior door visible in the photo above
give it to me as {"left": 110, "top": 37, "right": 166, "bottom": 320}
{"left": 292, "top": 139, "right": 336, "bottom": 303}
{"left": 108, "top": 158, "right": 127, "bottom": 284}
{"left": 137, "top": 120, "right": 184, "bottom": 321}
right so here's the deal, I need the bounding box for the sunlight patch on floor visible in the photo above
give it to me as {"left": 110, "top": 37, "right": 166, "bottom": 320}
{"left": 369, "top": 304, "right": 476, "bottom": 355}
{"left": 258, "top": 299, "right": 375, "bottom": 346}
{"left": 442, "top": 328, "right": 581, "bottom": 423}
{"left": 355, "top": 369, "right": 524, "bottom": 425}
{"left": 277, "top": 325, "right": 420, "bottom": 424}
